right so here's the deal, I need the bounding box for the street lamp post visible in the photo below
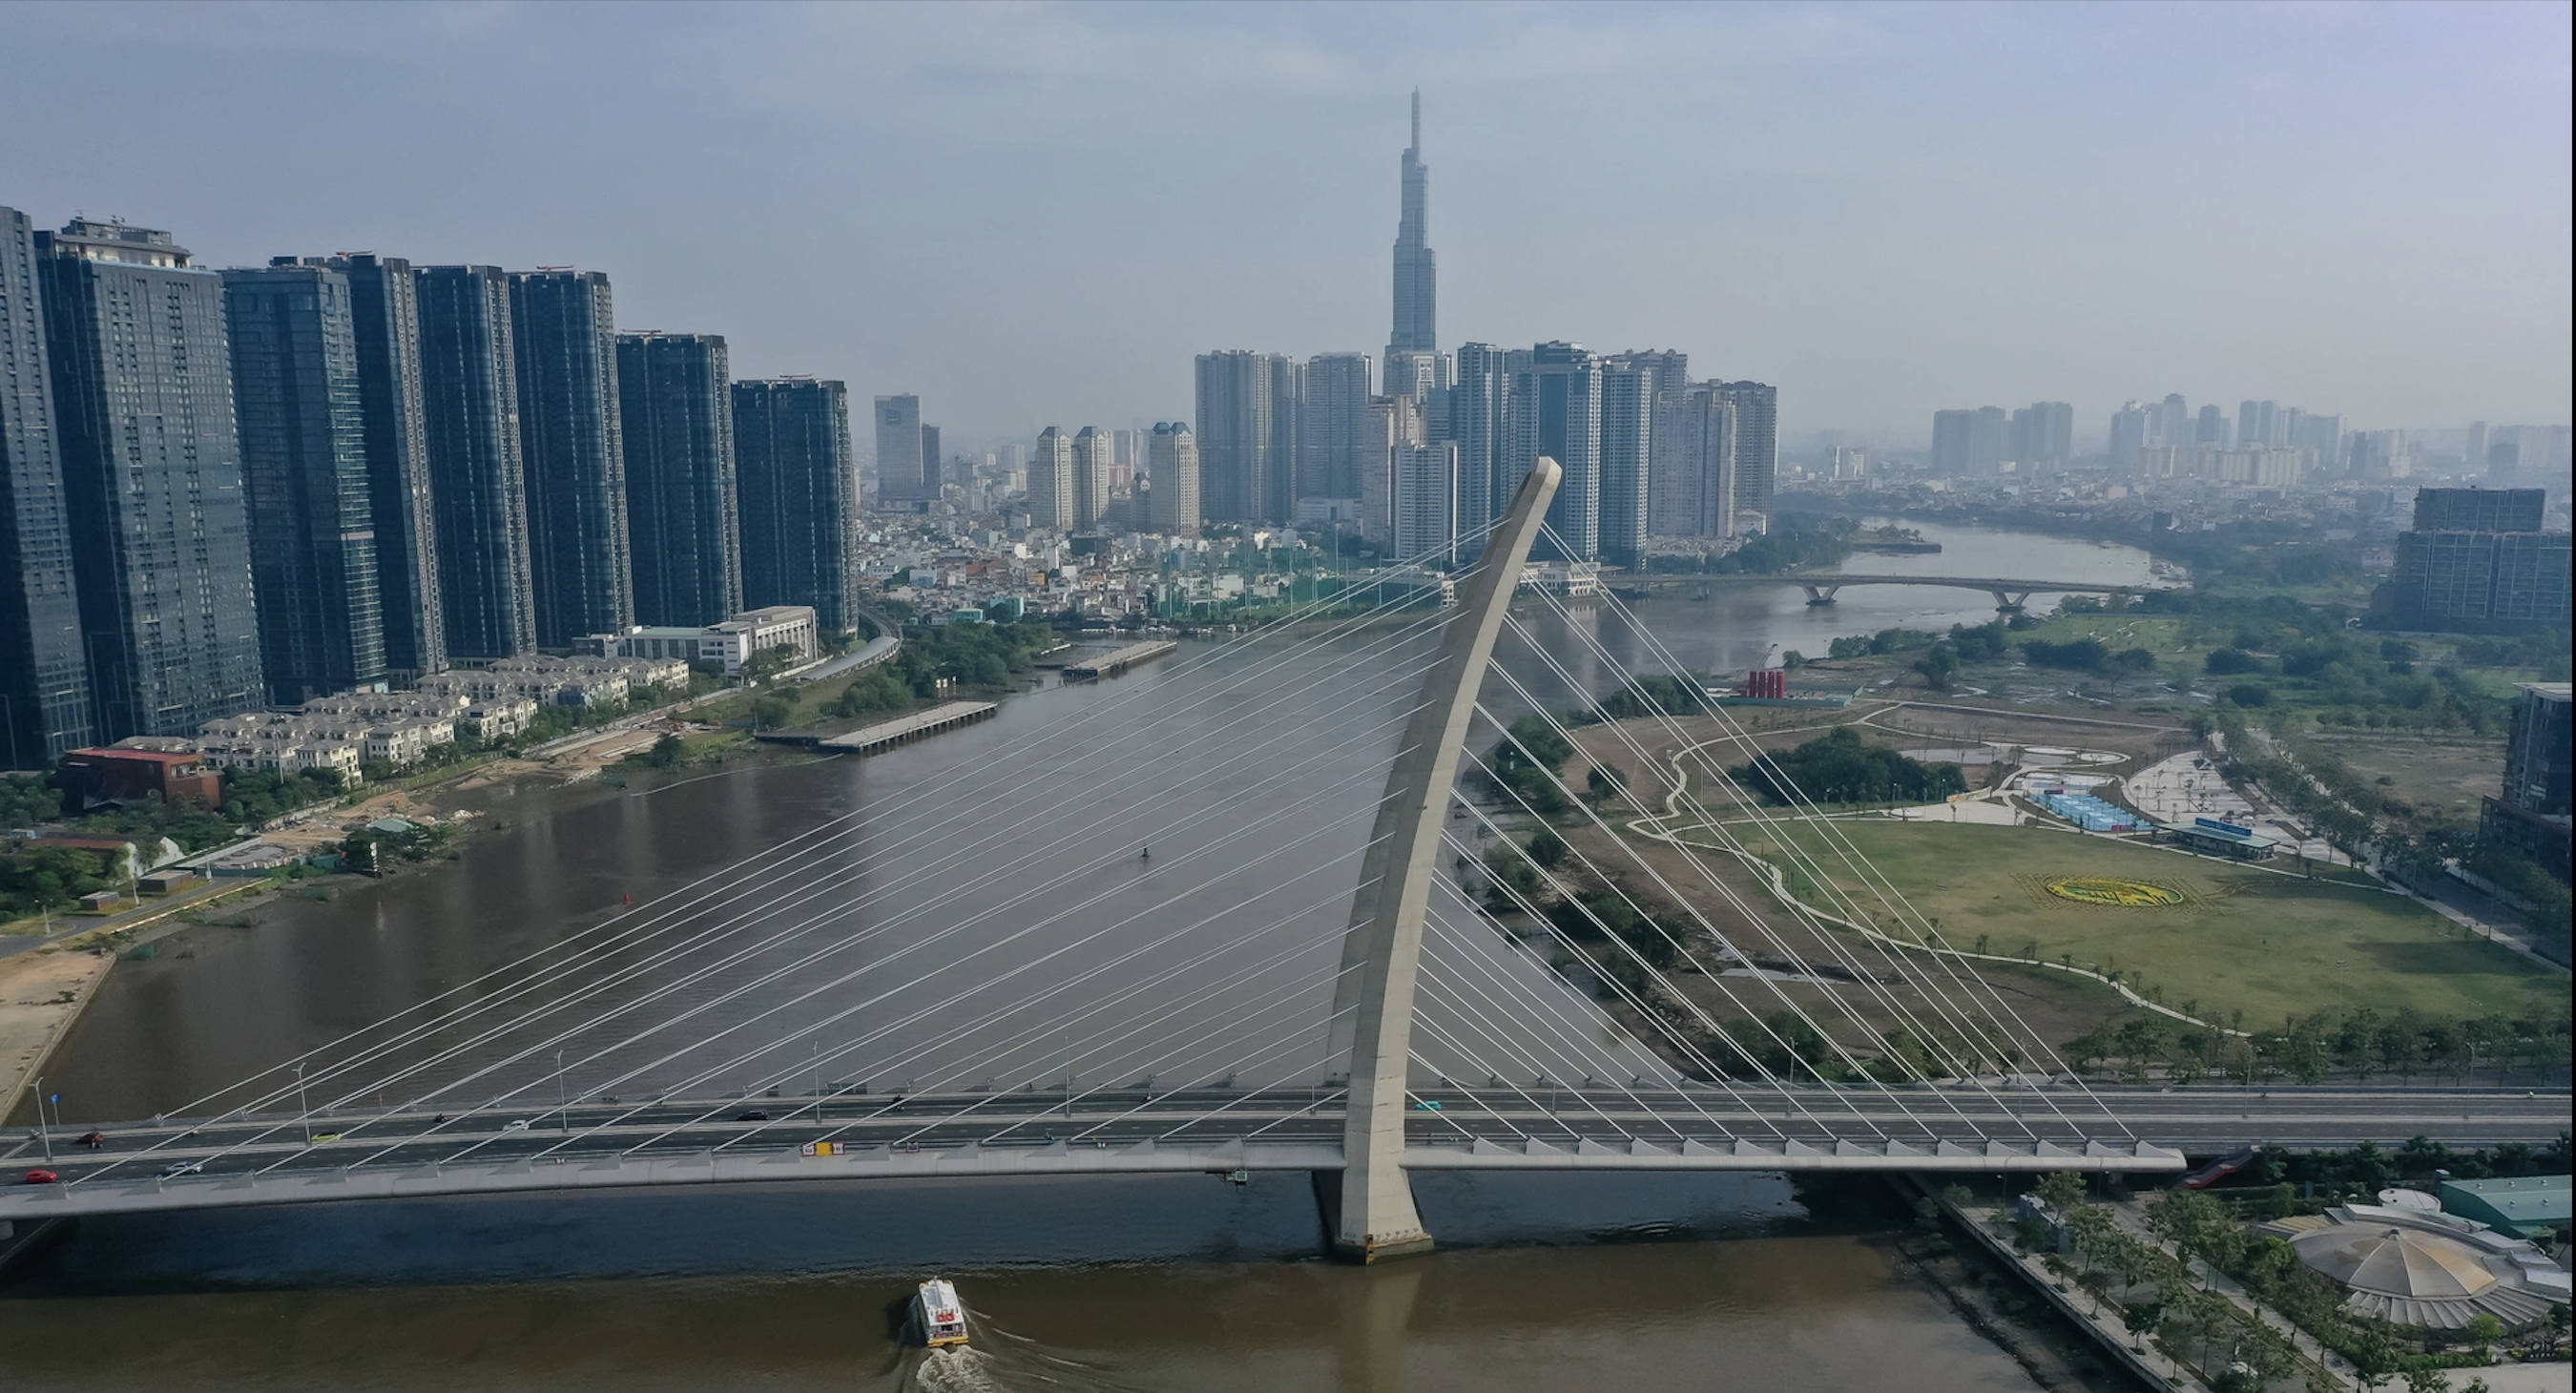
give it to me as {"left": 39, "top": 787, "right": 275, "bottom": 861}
{"left": 33, "top": 1075, "right": 50, "bottom": 1162}
{"left": 295, "top": 1063, "right": 311, "bottom": 1146}
{"left": 554, "top": 1049, "right": 569, "bottom": 1133}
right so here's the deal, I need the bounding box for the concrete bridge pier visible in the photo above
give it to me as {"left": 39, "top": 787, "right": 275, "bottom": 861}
{"left": 1322, "top": 456, "right": 1561, "bottom": 1263}
{"left": 1799, "top": 584, "right": 1841, "bottom": 606}
{"left": 1991, "top": 590, "right": 2035, "bottom": 612}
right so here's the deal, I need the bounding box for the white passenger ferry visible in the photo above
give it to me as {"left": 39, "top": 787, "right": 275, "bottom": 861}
{"left": 913, "top": 1278, "right": 968, "bottom": 1349}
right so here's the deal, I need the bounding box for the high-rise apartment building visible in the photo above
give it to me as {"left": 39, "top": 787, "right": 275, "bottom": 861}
{"left": 2465, "top": 423, "right": 2490, "bottom": 480}
{"left": 2347, "top": 429, "right": 2416, "bottom": 481}
{"left": 1392, "top": 443, "right": 1459, "bottom": 568}
{"left": 1194, "top": 350, "right": 1294, "bottom": 526}
{"left": 2008, "top": 402, "right": 2073, "bottom": 467}
{"left": 2196, "top": 405, "right": 2227, "bottom": 446}
{"left": 1446, "top": 343, "right": 1506, "bottom": 552}
{"left": 2483, "top": 681, "right": 2572, "bottom": 881}
{"left": 36, "top": 219, "right": 263, "bottom": 738}
{"left": 1387, "top": 90, "right": 1436, "bottom": 366}
{"left": 1713, "top": 380, "right": 1776, "bottom": 530}
{"left": 0, "top": 207, "right": 91, "bottom": 766}
{"left": 1359, "top": 393, "right": 1424, "bottom": 545}
{"left": 1932, "top": 405, "right": 2009, "bottom": 474}
{"left": 2416, "top": 488, "right": 2545, "bottom": 533}
{"left": 509, "top": 269, "right": 630, "bottom": 647}
{"left": 2238, "top": 400, "right": 2279, "bottom": 448}
{"left": 734, "top": 379, "right": 857, "bottom": 633}
{"left": 1651, "top": 384, "right": 1735, "bottom": 539}
{"left": 1508, "top": 342, "right": 1602, "bottom": 561}
{"left": 1028, "top": 426, "right": 1073, "bottom": 531}
{"left": 1146, "top": 422, "right": 1199, "bottom": 537}
{"left": 1383, "top": 350, "right": 1451, "bottom": 402}
{"left": 327, "top": 254, "right": 444, "bottom": 677}
{"left": 616, "top": 332, "right": 740, "bottom": 628}
{"left": 222, "top": 261, "right": 387, "bottom": 704}
{"left": 416, "top": 264, "right": 533, "bottom": 660}
{"left": 873, "top": 394, "right": 925, "bottom": 507}
{"left": 2389, "top": 485, "right": 2571, "bottom": 628}
{"left": 1303, "top": 352, "right": 1373, "bottom": 503}
{"left": 2109, "top": 401, "right": 2151, "bottom": 470}
{"left": 1070, "top": 426, "right": 1111, "bottom": 530}
{"left": 1597, "top": 360, "right": 1652, "bottom": 568}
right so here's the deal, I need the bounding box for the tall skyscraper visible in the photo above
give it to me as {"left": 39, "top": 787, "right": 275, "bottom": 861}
{"left": 2465, "top": 422, "right": 2490, "bottom": 480}
{"left": 1447, "top": 343, "right": 1506, "bottom": 551}
{"left": 1713, "top": 381, "right": 1776, "bottom": 530}
{"left": 327, "top": 254, "right": 444, "bottom": 677}
{"left": 1391, "top": 442, "right": 1459, "bottom": 567}
{"left": 1070, "top": 426, "right": 1111, "bottom": 530}
{"left": 1387, "top": 90, "right": 1436, "bottom": 367}
{"left": 1508, "top": 342, "right": 1603, "bottom": 560}
{"left": 920, "top": 424, "right": 943, "bottom": 495}
{"left": 1146, "top": 422, "right": 1199, "bottom": 537}
{"left": 1028, "top": 426, "right": 1073, "bottom": 530}
{"left": 509, "top": 269, "right": 630, "bottom": 647}
{"left": 0, "top": 207, "right": 91, "bottom": 766}
{"left": 734, "top": 379, "right": 857, "bottom": 633}
{"left": 2195, "top": 405, "right": 2227, "bottom": 446}
{"left": 616, "top": 332, "right": 741, "bottom": 628}
{"left": 416, "top": 264, "right": 533, "bottom": 660}
{"left": 1303, "top": 352, "right": 1373, "bottom": 501}
{"left": 36, "top": 219, "right": 263, "bottom": 738}
{"left": 1597, "top": 360, "right": 1652, "bottom": 568}
{"left": 222, "top": 261, "right": 387, "bottom": 704}
{"left": 873, "top": 394, "right": 925, "bottom": 506}
{"left": 1194, "top": 350, "right": 1292, "bottom": 526}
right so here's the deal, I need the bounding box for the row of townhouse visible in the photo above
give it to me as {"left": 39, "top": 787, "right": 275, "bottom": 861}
{"left": 416, "top": 655, "right": 690, "bottom": 710}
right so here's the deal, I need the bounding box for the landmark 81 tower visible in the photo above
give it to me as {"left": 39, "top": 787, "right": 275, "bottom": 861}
{"left": 1387, "top": 91, "right": 1436, "bottom": 369}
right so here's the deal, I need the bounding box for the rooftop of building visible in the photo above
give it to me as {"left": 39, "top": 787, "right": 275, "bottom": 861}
{"left": 2441, "top": 1175, "right": 2572, "bottom": 1225}
{"left": 68, "top": 745, "right": 202, "bottom": 767}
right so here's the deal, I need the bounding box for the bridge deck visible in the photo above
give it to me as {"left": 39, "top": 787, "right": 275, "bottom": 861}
{"left": 9, "top": 1087, "right": 2562, "bottom": 1220}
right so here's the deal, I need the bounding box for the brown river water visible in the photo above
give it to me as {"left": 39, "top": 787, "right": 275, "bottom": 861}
{"left": 2, "top": 523, "right": 2152, "bottom": 1390}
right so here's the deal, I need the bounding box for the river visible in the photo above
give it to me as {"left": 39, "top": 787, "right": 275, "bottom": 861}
{"left": 1, "top": 522, "right": 2155, "bottom": 1391}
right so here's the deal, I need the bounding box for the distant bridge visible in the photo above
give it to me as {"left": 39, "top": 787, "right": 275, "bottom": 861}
{"left": 1692, "top": 573, "right": 2168, "bottom": 611}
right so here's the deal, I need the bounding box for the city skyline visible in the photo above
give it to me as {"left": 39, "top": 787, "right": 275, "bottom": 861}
{"left": 0, "top": 3, "right": 2566, "bottom": 441}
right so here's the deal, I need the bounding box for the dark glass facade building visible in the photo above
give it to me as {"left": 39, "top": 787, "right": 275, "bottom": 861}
{"left": 223, "top": 261, "right": 387, "bottom": 704}
{"left": 617, "top": 332, "right": 740, "bottom": 627}
{"left": 509, "top": 270, "right": 631, "bottom": 647}
{"left": 330, "top": 254, "right": 445, "bottom": 676}
{"left": 416, "top": 265, "right": 533, "bottom": 659}
{"left": 36, "top": 220, "right": 264, "bottom": 738}
{"left": 0, "top": 207, "right": 92, "bottom": 766}
{"left": 735, "top": 379, "right": 856, "bottom": 634}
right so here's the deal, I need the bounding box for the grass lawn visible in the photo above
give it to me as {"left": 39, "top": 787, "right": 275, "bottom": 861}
{"left": 2302, "top": 731, "right": 2502, "bottom": 829}
{"left": 1767, "top": 819, "right": 2564, "bottom": 1030}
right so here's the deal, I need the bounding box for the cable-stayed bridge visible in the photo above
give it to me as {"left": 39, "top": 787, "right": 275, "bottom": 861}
{"left": 9, "top": 463, "right": 2563, "bottom": 1262}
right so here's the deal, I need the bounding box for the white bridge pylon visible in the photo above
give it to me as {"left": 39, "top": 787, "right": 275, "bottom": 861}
{"left": 1326, "top": 456, "right": 1562, "bottom": 1262}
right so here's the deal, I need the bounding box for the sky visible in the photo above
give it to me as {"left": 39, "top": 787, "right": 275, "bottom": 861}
{"left": 2, "top": 1, "right": 2567, "bottom": 450}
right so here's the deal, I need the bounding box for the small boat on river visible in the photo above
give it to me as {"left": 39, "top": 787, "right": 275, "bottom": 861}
{"left": 913, "top": 1278, "right": 968, "bottom": 1348}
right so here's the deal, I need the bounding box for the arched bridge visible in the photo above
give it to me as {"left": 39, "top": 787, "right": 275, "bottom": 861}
{"left": 1695, "top": 573, "right": 2168, "bottom": 611}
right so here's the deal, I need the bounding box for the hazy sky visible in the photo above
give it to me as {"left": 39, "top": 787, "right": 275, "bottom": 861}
{"left": 3, "top": 1, "right": 2567, "bottom": 447}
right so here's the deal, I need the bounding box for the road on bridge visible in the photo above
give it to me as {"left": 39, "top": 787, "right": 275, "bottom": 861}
{"left": 8, "top": 1086, "right": 2562, "bottom": 1220}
